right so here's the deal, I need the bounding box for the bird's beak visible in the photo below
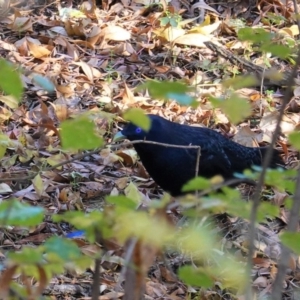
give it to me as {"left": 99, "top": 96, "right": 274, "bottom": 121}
{"left": 113, "top": 131, "right": 127, "bottom": 142}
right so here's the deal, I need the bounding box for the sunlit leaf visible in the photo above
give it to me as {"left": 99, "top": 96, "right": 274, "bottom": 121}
{"left": 257, "top": 202, "right": 280, "bottom": 221}
{"left": 222, "top": 75, "right": 258, "bottom": 89}
{"left": 265, "top": 168, "right": 295, "bottom": 192}
{"left": 140, "top": 80, "right": 197, "bottom": 106}
{"left": 289, "top": 132, "right": 300, "bottom": 151}
{"left": 60, "top": 116, "right": 103, "bottom": 150}
{"left": 0, "top": 133, "right": 9, "bottom": 159}
{"left": 123, "top": 108, "right": 150, "bottom": 131}
{"left": 209, "top": 94, "right": 251, "bottom": 124}
{"left": 44, "top": 236, "right": 81, "bottom": 262}
{"left": 238, "top": 27, "right": 272, "bottom": 43}
{"left": 0, "top": 200, "right": 44, "bottom": 226}
{"left": 182, "top": 176, "right": 213, "bottom": 192}
{"left": 9, "top": 247, "right": 44, "bottom": 264}
{"left": 106, "top": 195, "right": 137, "bottom": 210}
{"left": 124, "top": 182, "right": 142, "bottom": 205}
{"left": 0, "top": 59, "right": 23, "bottom": 101}
{"left": 281, "top": 232, "right": 300, "bottom": 255}
{"left": 178, "top": 265, "right": 213, "bottom": 288}
{"left": 260, "top": 43, "right": 291, "bottom": 59}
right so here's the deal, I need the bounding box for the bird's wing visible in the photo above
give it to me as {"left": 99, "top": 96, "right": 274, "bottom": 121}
{"left": 199, "top": 145, "right": 232, "bottom": 178}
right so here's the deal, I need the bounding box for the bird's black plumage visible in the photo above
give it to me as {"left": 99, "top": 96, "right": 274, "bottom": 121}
{"left": 114, "top": 114, "right": 284, "bottom": 196}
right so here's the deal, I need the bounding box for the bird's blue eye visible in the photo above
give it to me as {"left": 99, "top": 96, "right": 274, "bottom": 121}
{"left": 135, "top": 127, "right": 142, "bottom": 134}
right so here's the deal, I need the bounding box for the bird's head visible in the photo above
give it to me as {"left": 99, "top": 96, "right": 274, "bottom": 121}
{"left": 114, "top": 122, "right": 148, "bottom": 141}
{"left": 113, "top": 114, "right": 163, "bottom": 142}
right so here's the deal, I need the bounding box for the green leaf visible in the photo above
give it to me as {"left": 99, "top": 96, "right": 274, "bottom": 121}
{"left": 182, "top": 176, "right": 212, "bottom": 192}
{"left": 262, "top": 13, "right": 287, "bottom": 26}
{"left": 32, "top": 74, "right": 55, "bottom": 92}
{"left": 178, "top": 265, "right": 213, "bottom": 288}
{"left": 123, "top": 108, "right": 150, "bottom": 131}
{"left": 260, "top": 43, "right": 291, "bottom": 59}
{"left": 44, "top": 236, "right": 81, "bottom": 262}
{"left": 139, "top": 81, "right": 197, "bottom": 106}
{"left": 209, "top": 94, "right": 251, "bottom": 124}
{"left": 169, "top": 18, "right": 178, "bottom": 28}
{"left": 219, "top": 187, "right": 252, "bottom": 219}
{"left": 0, "top": 146, "right": 5, "bottom": 160}
{"left": 238, "top": 27, "right": 272, "bottom": 43}
{"left": 285, "top": 197, "right": 293, "bottom": 210}
{"left": 116, "top": 210, "right": 174, "bottom": 246}
{"left": 0, "top": 200, "right": 44, "bottom": 226}
{"left": 106, "top": 195, "right": 137, "bottom": 210}
{"left": 9, "top": 247, "right": 44, "bottom": 264}
{"left": 257, "top": 202, "right": 279, "bottom": 221}
{"left": 265, "top": 168, "right": 295, "bottom": 192}
{"left": 160, "top": 17, "right": 170, "bottom": 26}
{"left": 222, "top": 75, "right": 259, "bottom": 89}
{"left": 60, "top": 116, "right": 103, "bottom": 150}
{"left": 0, "top": 133, "right": 12, "bottom": 159}
{"left": 167, "top": 92, "right": 195, "bottom": 106}
{"left": 227, "top": 202, "right": 251, "bottom": 220}
{"left": 289, "top": 132, "right": 300, "bottom": 151}
{"left": 53, "top": 211, "right": 105, "bottom": 243}
{"left": 281, "top": 232, "right": 300, "bottom": 255}
{"left": 124, "top": 182, "right": 142, "bottom": 205}
{"left": 0, "top": 59, "right": 23, "bottom": 101}
{"left": 53, "top": 211, "right": 101, "bottom": 229}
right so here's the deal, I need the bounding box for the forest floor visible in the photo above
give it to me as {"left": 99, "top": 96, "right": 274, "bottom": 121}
{"left": 0, "top": 0, "right": 299, "bottom": 298}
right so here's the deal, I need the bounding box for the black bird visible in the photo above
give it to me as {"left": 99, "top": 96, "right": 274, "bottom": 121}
{"left": 114, "top": 114, "right": 284, "bottom": 196}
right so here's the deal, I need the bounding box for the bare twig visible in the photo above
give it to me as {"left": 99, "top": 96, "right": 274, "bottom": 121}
{"left": 0, "top": 140, "right": 201, "bottom": 183}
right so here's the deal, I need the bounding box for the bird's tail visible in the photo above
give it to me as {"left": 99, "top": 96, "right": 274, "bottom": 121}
{"left": 257, "top": 146, "right": 284, "bottom": 168}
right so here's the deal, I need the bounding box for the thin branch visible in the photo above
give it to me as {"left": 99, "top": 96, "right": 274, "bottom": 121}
{"left": 268, "top": 1, "right": 300, "bottom": 298}
{"left": 195, "top": 146, "right": 201, "bottom": 197}
{"left": 245, "top": 6, "right": 300, "bottom": 298}
{"left": 114, "top": 238, "right": 138, "bottom": 292}
{"left": 0, "top": 140, "right": 201, "bottom": 183}
{"left": 271, "top": 168, "right": 300, "bottom": 299}
{"left": 91, "top": 258, "right": 101, "bottom": 300}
